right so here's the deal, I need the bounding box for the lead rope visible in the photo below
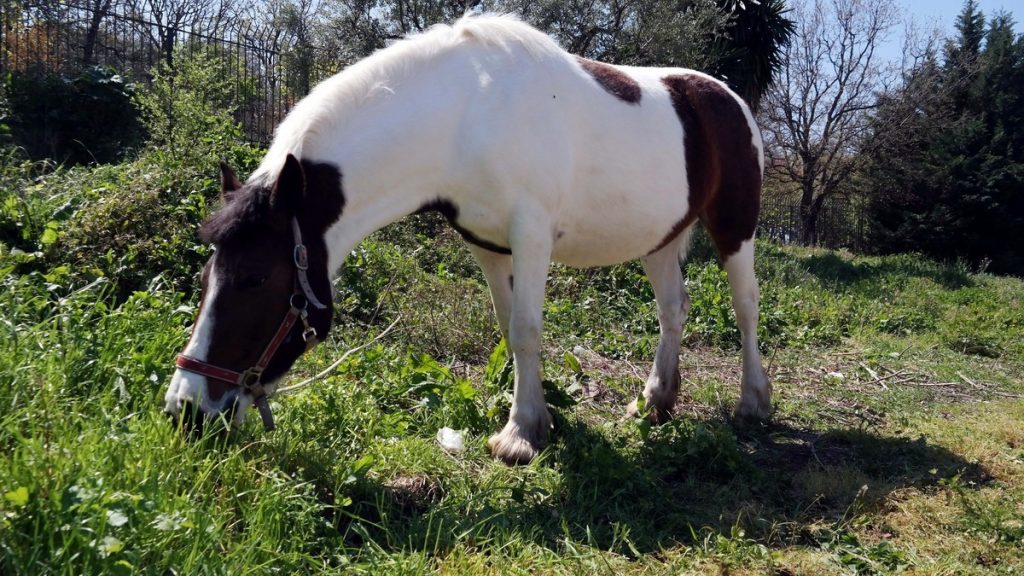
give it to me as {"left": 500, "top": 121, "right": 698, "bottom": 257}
{"left": 274, "top": 315, "right": 401, "bottom": 396}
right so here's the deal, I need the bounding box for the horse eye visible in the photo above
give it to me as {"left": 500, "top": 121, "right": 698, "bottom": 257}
{"left": 238, "top": 274, "right": 267, "bottom": 290}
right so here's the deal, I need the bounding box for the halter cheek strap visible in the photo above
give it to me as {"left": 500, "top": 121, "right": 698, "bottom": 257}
{"left": 175, "top": 217, "right": 328, "bottom": 431}
{"left": 293, "top": 218, "right": 328, "bottom": 311}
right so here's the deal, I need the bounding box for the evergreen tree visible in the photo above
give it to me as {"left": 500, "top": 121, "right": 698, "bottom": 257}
{"left": 864, "top": 2, "right": 1024, "bottom": 274}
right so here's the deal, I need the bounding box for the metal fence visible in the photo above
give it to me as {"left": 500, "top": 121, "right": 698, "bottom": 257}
{"left": 757, "top": 195, "right": 866, "bottom": 250}
{"left": 0, "top": 1, "right": 340, "bottom": 144}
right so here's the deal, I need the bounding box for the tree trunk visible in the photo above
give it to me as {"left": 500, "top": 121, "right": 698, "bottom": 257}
{"left": 799, "top": 176, "right": 816, "bottom": 245}
{"left": 801, "top": 193, "right": 827, "bottom": 245}
{"left": 82, "top": 0, "right": 112, "bottom": 66}
{"left": 162, "top": 30, "right": 175, "bottom": 68}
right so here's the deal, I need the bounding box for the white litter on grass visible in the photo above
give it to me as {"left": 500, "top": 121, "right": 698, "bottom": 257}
{"left": 826, "top": 371, "right": 845, "bottom": 380}
{"left": 106, "top": 510, "right": 128, "bottom": 527}
{"left": 436, "top": 427, "right": 465, "bottom": 454}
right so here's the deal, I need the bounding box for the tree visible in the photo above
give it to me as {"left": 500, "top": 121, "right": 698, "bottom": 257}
{"left": 124, "top": 0, "right": 236, "bottom": 66}
{"left": 711, "top": 0, "right": 795, "bottom": 111}
{"left": 761, "top": 0, "right": 898, "bottom": 244}
{"left": 495, "top": 0, "right": 730, "bottom": 70}
{"left": 309, "top": 0, "right": 791, "bottom": 110}
{"left": 864, "top": 2, "right": 1024, "bottom": 274}
{"left": 82, "top": 0, "right": 116, "bottom": 66}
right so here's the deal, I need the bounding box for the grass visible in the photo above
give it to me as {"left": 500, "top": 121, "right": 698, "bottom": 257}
{"left": 2, "top": 202, "right": 1023, "bottom": 573}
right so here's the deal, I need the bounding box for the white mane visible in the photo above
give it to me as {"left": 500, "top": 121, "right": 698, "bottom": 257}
{"left": 249, "top": 13, "right": 565, "bottom": 185}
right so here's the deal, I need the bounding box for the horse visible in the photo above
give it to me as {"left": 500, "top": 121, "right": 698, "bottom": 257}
{"left": 163, "top": 14, "right": 770, "bottom": 465}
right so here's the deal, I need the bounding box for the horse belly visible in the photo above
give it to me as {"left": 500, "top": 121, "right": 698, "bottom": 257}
{"left": 551, "top": 105, "right": 688, "bottom": 267}
{"left": 550, "top": 180, "right": 686, "bottom": 268}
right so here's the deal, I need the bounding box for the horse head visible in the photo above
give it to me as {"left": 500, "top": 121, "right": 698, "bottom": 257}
{"left": 164, "top": 154, "right": 338, "bottom": 433}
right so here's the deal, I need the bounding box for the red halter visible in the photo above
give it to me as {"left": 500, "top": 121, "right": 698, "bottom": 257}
{"left": 175, "top": 217, "right": 328, "bottom": 431}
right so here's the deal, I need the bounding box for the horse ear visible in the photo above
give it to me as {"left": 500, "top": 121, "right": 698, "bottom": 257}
{"left": 271, "top": 154, "right": 305, "bottom": 215}
{"left": 220, "top": 162, "right": 243, "bottom": 201}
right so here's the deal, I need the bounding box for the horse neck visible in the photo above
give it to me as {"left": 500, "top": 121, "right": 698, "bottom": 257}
{"left": 300, "top": 66, "right": 466, "bottom": 275}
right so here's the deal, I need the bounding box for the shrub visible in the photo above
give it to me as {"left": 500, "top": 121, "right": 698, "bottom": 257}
{"left": 134, "top": 46, "right": 256, "bottom": 165}
{"left": 2, "top": 66, "right": 143, "bottom": 164}
{"left": 0, "top": 149, "right": 56, "bottom": 257}
{"left": 54, "top": 141, "right": 263, "bottom": 298}
{"left": 36, "top": 47, "right": 267, "bottom": 299}
{"left": 58, "top": 171, "right": 209, "bottom": 298}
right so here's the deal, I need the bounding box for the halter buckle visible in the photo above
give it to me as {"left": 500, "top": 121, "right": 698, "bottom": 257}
{"left": 239, "top": 366, "right": 264, "bottom": 389}
{"left": 297, "top": 305, "right": 317, "bottom": 342}
{"left": 293, "top": 244, "right": 309, "bottom": 271}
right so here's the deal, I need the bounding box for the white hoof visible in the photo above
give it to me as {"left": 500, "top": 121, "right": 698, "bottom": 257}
{"left": 629, "top": 371, "right": 680, "bottom": 423}
{"left": 734, "top": 371, "right": 772, "bottom": 421}
{"left": 488, "top": 412, "right": 551, "bottom": 465}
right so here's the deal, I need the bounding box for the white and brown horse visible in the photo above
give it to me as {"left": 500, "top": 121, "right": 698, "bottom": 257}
{"left": 163, "top": 14, "right": 770, "bottom": 464}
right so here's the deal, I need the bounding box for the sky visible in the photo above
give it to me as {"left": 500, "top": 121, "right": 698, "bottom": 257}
{"left": 878, "top": 0, "right": 1019, "bottom": 65}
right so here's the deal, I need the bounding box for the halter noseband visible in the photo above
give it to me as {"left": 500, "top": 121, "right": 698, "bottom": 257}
{"left": 175, "top": 217, "right": 328, "bottom": 431}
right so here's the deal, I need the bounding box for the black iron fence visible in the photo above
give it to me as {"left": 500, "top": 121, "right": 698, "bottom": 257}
{"left": 0, "top": 1, "right": 340, "bottom": 144}
{"left": 757, "top": 195, "right": 866, "bottom": 250}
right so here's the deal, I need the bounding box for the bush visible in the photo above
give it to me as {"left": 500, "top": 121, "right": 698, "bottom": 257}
{"left": 3, "top": 47, "right": 267, "bottom": 299}
{"left": 58, "top": 169, "right": 210, "bottom": 298}
{"left": 135, "top": 46, "right": 256, "bottom": 165}
{"left": 2, "top": 66, "right": 143, "bottom": 164}
{"left": 54, "top": 140, "right": 263, "bottom": 298}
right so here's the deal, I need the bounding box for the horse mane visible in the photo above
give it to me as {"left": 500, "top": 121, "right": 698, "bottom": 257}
{"left": 249, "top": 13, "right": 565, "bottom": 185}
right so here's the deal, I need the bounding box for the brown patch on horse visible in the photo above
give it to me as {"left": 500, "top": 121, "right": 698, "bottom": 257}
{"left": 416, "top": 198, "right": 512, "bottom": 254}
{"left": 196, "top": 158, "right": 344, "bottom": 401}
{"left": 575, "top": 56, "right": 642, "bottom": 105}
{"left": 655, "top": 74, "right": 761, "bottom": 259}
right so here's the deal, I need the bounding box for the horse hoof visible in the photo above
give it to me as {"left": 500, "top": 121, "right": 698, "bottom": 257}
{"left": 488, "top": 421, "right": 546, "bottom": 465}
{"left": 733, "top": 396, "right": 772, "bottom": 422}
{"left": 625, "top": 395, "right": 674, "bottom": 424}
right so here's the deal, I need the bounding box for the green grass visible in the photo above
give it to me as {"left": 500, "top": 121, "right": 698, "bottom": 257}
{"left": 3, "top": 187, "right": 1024, "bottom": 573}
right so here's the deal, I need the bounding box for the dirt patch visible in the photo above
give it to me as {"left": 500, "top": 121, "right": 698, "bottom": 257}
{"left": 384, "top": 474, "right": 443, "bottom": 511}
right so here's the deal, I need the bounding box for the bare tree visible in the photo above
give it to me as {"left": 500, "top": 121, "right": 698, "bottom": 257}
{"left": 125, "top": 0, "right": 236, "bottom": 66}
{"left": 761, "top": 0, "right": 899, "bottom": 244}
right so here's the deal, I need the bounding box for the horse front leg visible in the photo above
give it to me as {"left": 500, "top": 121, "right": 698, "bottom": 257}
{"left": 487, "top": 217, "right": 553, "bottom": 465}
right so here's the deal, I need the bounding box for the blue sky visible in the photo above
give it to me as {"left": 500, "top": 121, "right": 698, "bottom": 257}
{"left": 878, "top": 0, "right": 1019, "bottom": 65}
{"left": 900, "top": 0, "right": 1015, "bottom": 26}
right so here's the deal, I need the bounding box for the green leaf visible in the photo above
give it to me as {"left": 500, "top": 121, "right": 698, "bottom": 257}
{"left": 485, "top": 339, "right": 514, "bottom": 393}
{"left": 350, "top": 454, "right": 374, "bottom": 475}
{"left": 484, "top": 339, "right": 509, "bottom": 383}
{"left": 4, "top": 486, "right": 29, "bottom": 507}
{"left": 40, "top": 220, "right": 60, "bottom": 247}
{"left": 563, "top": 350, "right": 582, "bottom": 374}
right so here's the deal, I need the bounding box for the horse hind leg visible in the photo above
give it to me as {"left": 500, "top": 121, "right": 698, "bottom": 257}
{"left": 628, "top": 229, "right": 693, "bottom": 422}
{"left": 721, "top": 238, "right": 771, "bottom": 420}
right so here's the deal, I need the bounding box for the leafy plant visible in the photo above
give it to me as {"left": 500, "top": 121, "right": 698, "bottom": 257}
{"left": 3, "top": 66, "right": 143, "bottom": 164}
{"left": 134, "top": 46, "right": 253, "bottom": 164}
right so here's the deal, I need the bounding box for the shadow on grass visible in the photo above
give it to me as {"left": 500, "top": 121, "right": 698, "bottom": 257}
{"left": 794, "top": 251, "right": 974, "bottom": 293}
{"left": 322, "top": 414, "right": 988, "bottom": 558}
